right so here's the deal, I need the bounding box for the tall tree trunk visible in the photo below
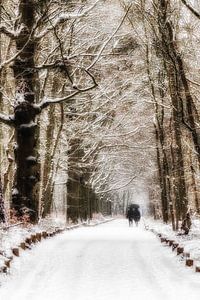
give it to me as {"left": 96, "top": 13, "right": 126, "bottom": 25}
{"left": 42, "top": 104, "right": 64, "bottom": 217}
{"left": 0, "top": 176, "right": 5, "bottom": 223}
{"left": 40, "top": 106, "right": 55, "bottom": 216}
{"left": 156, "top": 0, "right": 188, "bottom": 224}
{"left": 145, "top": 42, "right": 169, "bottom": 223}
{"left": 67, "top": 138, "right": 82, "bottom": 223}
{"left": 12, "top": 0, "right": 39, "bottom": 222}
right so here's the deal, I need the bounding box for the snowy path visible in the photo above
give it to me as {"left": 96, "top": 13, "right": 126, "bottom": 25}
{"left": 1, "top": 219, "right": 200, "bottom": 300}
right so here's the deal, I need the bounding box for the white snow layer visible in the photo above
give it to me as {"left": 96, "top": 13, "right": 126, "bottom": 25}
{"left": 1, "top": 219, "right": 200, "bottom": 300}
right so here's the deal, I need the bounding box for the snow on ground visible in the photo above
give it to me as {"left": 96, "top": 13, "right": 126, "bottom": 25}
{"left": 1, "top": 219, "right": 200, "bottom": 300}
{"left": 145, "top": 217, "right": 200, "bottom": 264}
{"left": 0, "top": 219, "right": 200, "bottom": 300}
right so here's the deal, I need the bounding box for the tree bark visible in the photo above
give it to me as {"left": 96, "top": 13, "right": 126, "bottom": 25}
{"left": 12, "top": 0, "right": 39, "bottom": 222}
{"left": 154, "top": 0, "right": 188, "bottom": 225}
{"left": 0, "top": 176, "right": 5, "bottom": 223}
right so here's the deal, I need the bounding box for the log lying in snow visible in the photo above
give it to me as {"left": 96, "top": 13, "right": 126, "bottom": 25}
{"left": 186, "top": 259, "right": 193, "bottom": 267}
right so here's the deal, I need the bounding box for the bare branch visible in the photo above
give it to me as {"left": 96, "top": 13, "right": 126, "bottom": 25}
{"left": 38, "top": 77, "right": 98, "bottom": 110}
{"left": 87, "top": 4, "right": 132, "bottom": 71}
{"left": 0, "top": 25, "right": 15, "bottom": 39}
{"left": 96, "top": 175, "right": 137, "bottom": 194}
{"left": 36, "top": 0, "right": 101, "bottom": 39}
{"left": 180, "top": 0, "right": 200, "bottom": 19}
{"left": 37, "top": 90, "right": 80, "bottom": 110}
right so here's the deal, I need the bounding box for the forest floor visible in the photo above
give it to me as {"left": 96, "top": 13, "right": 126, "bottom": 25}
{"left": 1, "top": 219, "right": 200, "bottom": 300}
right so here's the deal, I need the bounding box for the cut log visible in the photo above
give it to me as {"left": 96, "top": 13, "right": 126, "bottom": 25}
{"left": 20, "top": 242, "right": 26, "bottom": 250}
{"left": 186, "top": 259, "right": 193, "bottom": 267}
{"left": 42, "top": 231, "right": 47, "bottom": 238}
{"left": 31, "top": 235, "right": 37, "bottom": 243}
{"left": 169, "top": 240, "right": 174, "bottom": 247}
{"left": 177, "top": 247, "right": 184, "bottom": 255}
{"left": 183, "top": 252, "right": 190, "bottom": 258}
{"left": 172, "top": 243, "right": 179, "bottom": 251}
{"left": 36, "top": 233, "right": 41, "bottom": 242}
{"left": 25, "top": 243, "right": 31, "bottom": 250}
{"left": 25, "top": 237, "right": 32, "bottom": 245}
{"left": 0, "top": 266, "right": 7, "bottom": 273}
{"left": 195, "top": 266, "right": 200, "bottom": 272}
{"left": 12, "top": 248, "right": 19, "bottom": 257}
{"left": 4, "top": 258, "right": 12, "bottom": 268}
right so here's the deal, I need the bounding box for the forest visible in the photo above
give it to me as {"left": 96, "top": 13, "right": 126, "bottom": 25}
{"left": 0, "top": 0, "right": 200, "bottom": 233}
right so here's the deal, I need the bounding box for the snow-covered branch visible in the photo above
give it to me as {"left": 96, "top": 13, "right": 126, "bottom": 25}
{"left": 96, "top": 175, "right": 137, "bottom": 194}
{"left": 35, "top": 0, "right": 101, "bottom": 39}
{"left": 87, "top": 4, "right": 132, "bottom": 71}
{"left": 0, "top": 113, "right": 14, "bottom": 126}
{"left": 0, "top": 25, "right": 15, "bottom": 39}
{"left": 0, "top": 23, "right": 27, "bottom": 39}
{"left": 38, "top": 79, "right": 97, "bottom": 110}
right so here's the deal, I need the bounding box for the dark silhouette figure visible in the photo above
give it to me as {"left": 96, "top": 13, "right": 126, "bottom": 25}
{"left": 126, "top": 204, "right": 141, "bottom": 227}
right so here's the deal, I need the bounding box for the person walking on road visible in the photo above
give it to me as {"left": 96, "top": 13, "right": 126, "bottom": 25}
{"left": 126, "top": 204, "right": 141, "bottom": 227}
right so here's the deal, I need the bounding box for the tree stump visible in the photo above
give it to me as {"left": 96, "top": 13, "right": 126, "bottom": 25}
{"left": 186, "top": 259, "right": 193, "bottom": 267}
{"left": 12, "top": 248, "right": 19, "bottom": 257}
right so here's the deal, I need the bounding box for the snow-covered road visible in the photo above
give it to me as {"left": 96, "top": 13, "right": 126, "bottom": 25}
{"left": 1, "top": 219, "right": 200, "bottom": 300}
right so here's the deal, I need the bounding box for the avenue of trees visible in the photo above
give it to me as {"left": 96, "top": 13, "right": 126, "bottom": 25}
{"left": 1, "top": 0, "right": 200, "bottom": 231}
